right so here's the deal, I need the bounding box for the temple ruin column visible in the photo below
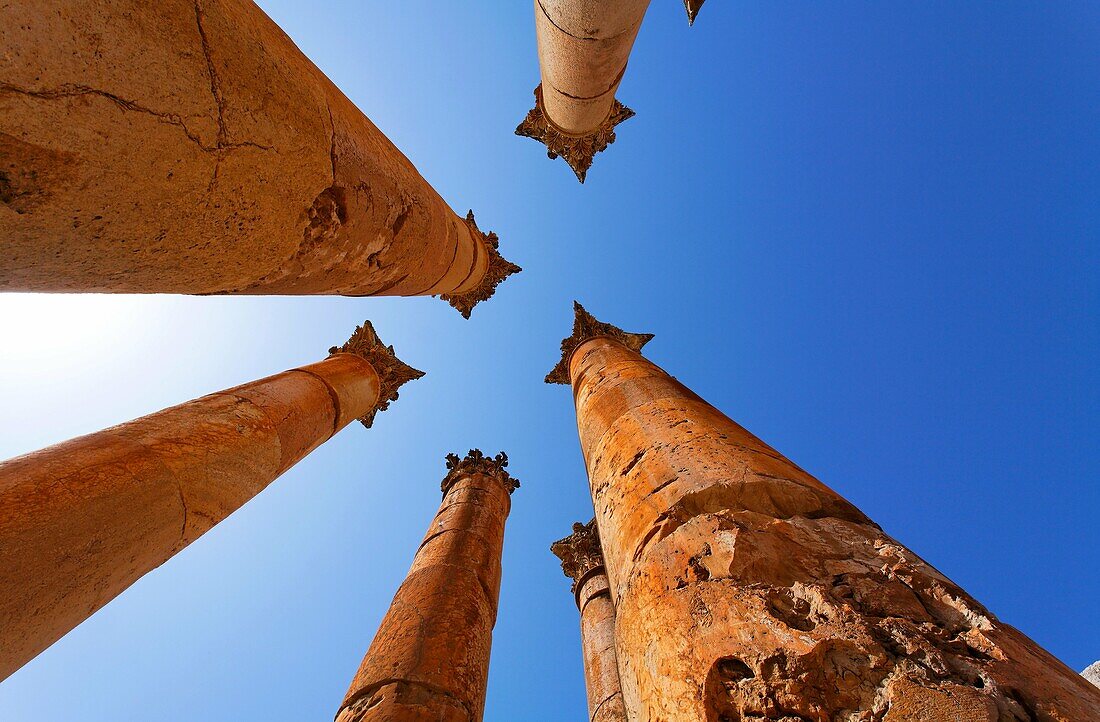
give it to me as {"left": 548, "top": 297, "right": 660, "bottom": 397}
{"left": 336, "top": 450, "right": 519, "bottom": 722}
{"left": 515, "top": 0, "right": 646, "bottom": 182}
{"left": 547, "top": 302, "right": 1100, "bottom": 721}
{"left": 0, "top": 0, "right": 519, "bottom": 316}
{"left": 552, "top": 519, "right": 629, "bottom": 722}
{"left": 0, "top": 321, "right": 421, "bottom": 682}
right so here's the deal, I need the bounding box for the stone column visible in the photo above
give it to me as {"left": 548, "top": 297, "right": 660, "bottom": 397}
{"left": 552, "top": 519, "right": 629, "bottom": 722}
{"left": 0, "top": 0, "right": 518, "bottom": 317}
{"left": 515, "top": 0, "right": 646, "bottom": 182}
{"left": 336, "top": 450, "right": 519, "bottom": 722}
{"left": 0, "top": 321, "right": 421, "bottom": 682}
{"left": 547, "top": 302, "right": 1100, "bottom": 722}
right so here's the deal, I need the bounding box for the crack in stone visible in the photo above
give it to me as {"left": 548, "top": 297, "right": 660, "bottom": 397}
{"left": 0, "top": 82, "right": 271, "bottom": 156}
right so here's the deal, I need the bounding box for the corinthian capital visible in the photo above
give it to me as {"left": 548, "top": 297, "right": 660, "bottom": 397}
{"left": 546, "top": 302, "right": 654, "bottom": 384}
{"left": 441, "top": 449, "right": 520, "bottom": 496}
{"left": 329, "top": 321, "right": 424, "bottom": 428}
{"left": 550, "top": 519, "right": 606, "bottom": 593}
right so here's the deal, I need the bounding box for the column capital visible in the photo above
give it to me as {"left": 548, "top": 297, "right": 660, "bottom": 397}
{"left": 546, "top": 302, "right": 654, "bottom": 384}
{"left": 439, "top": 211, "right": 522, "bottom": 319}
{"left": 684, "top": 0, "right": 706, "bottom": 25}
{"left": 550, "top": 519, "right": 605, "bottom": 594}
{"left": 441, "top": 449, "right": 520, "bottom": 497}
{"left": 329, "top": 321, "right": 424, "bottom": 428}
{"left": 515, "top": 85, "right": 635, "bottom": 183}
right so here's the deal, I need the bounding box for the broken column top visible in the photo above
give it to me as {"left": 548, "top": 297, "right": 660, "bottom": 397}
{"left": 439, "top": 211, "right": 522, "bottom": 319}
{"left": 329, "top": 321, "right": 424, "bottom": 428}
{"left": 515, "top": 86, "right": 635, "bottom": 184}
{"left": 545, "top": 302, "right": 655, "bottom": 385}
{"left": 550, "top": 519, "right": 605, "bottom": 594}
{"left": 441, "top": 449, "right": 520, "bottom": 497}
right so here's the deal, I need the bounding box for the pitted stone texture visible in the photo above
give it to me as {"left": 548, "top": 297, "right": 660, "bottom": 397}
{"left": 0, "top": 351, "right": 381, "bottom": 681}
{"left": 563, "top": 334, "right": 1100, "bottom": 721}
{"left": 0, "top": 0, "right": 516, "bottom": 313}
{"left": 1084, "top": 661, "right": 1100, "bottom": 688}
{"left": 337, "top": 457, "right": 515, "bottom": 722}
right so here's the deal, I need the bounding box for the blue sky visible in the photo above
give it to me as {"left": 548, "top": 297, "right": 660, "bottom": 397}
{"left": 1, "top": 2, "right": 1098, "bottom": 719}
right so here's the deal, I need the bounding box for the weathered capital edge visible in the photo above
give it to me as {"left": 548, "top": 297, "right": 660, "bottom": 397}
{"left": 545, "top": 301, "right": 655, "bottom": 384}
{"left": 550, "top": 519, "right": 606, "bottom": 600}
{"left": 684, "top": 0, "right": 706, "bottom": 25}
{"left": 439, "top": 211, "right": 522, "bottom": 319}
{"left": 329, "top": 321, "right": 425, "bottom": 428}
{"left": 515, "top": 85, "right": 635, "bottom": 183}
{"left": 441, "top": 449, "right": 520, "bottom": 497}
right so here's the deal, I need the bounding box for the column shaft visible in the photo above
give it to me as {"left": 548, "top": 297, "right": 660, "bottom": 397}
{"left": 337, "top": 451, "right": 518, "bottom": 722}
{"left": 516, "top": 0, "right": 643, "bottom": 181}
{"left": 0, "top": 0, "right": 517, "bottom": 314}
{"left": 535, "top": 0, "right": 649, "bottom": 134}
{"left": 550, "top": 304, "right": 1100, "bottom": 722}
{"left": 0, "top": 322, "right": 420, "bottom": 681}
{"left": 552, "top": 520, "right": 629, "bottom": 722}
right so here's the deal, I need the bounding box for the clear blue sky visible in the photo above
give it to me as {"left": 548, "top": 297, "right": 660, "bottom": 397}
{"left": 1, "top": 2, "right": 1098, "bottom": 719}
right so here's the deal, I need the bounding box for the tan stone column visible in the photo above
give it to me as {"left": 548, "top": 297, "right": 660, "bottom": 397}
{"left": 0, "top": 321, "right": 421, "bottom": 682}
{"left": 515, "top": 0, "right": 646, "bottom": 182}
{"left": 0, "top": 0, "right": 518, "bottom": 317}
{"left": 547, "top": 302, "right": 1100, "bottom": 721}
{"left": 552, "top": 519, "right": 629, "bottom": 722}
{"left": 336, "top": 450, "right": 519, "bottom": 722}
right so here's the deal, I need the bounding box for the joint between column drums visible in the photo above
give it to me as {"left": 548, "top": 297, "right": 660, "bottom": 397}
{"left": 288, "top": 367, "right": 343, "bottom": 438}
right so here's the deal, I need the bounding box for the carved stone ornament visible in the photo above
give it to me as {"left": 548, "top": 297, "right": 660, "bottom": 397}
{"left": 684, "top": 0, "right": 706, "bottom": 25}
{"left": 550, "top": 519, "right": 605, "bottom": 593}
{"left": 439, "top": 211, "right": 522, "bottom": 319}
{"left": 514, "top": 85, "right": 635, "bottom": 183}
{"left": 441, "top": 449, "right": 520, "bottom": 497}
{"left": 545, "top": 301, "right": 655, "bottom": 384}
{"left": 329, "top": 321, "right": 425, "bottom": 429}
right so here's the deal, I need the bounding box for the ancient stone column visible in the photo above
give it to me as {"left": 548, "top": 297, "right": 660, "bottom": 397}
{"left": 552, "top": 519, "right": 629, "bottom": 722}
{"left": 0, "top": 321, "right": 421, "bottom": 682}
{"left": 547, "top": 302, "right": 1100, "bottom": 721}
{"left": 336, "top": 450, "right": 519, "bottom": 722}
{"left": 0, "top": 0, "right": 518, "bottom": 317}
{"left": 515, "top": 0, "right": 645, "bottom": 182}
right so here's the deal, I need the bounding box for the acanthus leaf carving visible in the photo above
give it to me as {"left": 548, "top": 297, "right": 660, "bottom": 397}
{"left": 546, "top": 301, "right": 654, "bottom": 384}
{"left": 439, "top": 211, "right": 522, "bottom": 319}
{"left": 515, "top": 85, "right": 635, "bottom": 183}
{"left": 329, "top": 320, "right": 424, "bottom": 428}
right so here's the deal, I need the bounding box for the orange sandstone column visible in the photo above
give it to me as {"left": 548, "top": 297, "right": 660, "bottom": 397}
{"left": 547, "top": 302, "right": 1100, "bottom": 722}
{"left": 515, "top": 0, "right": 644, "bottom": 182}
{"left": 336, "top": 450, "right": 519, "bottom": 722}
{"left": 0, "top": 0, "right": 518, "bottom": 316}
{"left": 552, "top": 519, "right": 629, "bottom": 722}
{"left": 0, "top": 321, "right": 421, "bottom": 682}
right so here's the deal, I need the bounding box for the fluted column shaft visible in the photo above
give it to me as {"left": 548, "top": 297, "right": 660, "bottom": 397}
{"left": 0, "top": 0, "right": 517, "bottom": 315}
{"left": 337, "top": 451, "right": 518, "bottom": 722}
{"left": 551, "top": 305, "right": 1100, "bottom": 721}
{"left": 0, "top": 322, "right": 419, "bottom": 682}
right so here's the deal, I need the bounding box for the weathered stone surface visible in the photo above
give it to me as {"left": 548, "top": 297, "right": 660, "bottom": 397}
{"left": 553, "top": 520, "right": 628, "bottom": 722}
{"left": 519, "top": 0, "right": 649, "bottom": 180}
{"left": 549, "top": 305, "right": 1100, "bottom": 721}
{"left": 0, "top": 0, "right": 518, "bottom": 314}
{"left": 337, "top": 451, "right": 518, "bottom": 722}
{"left": 1083, "top": 660, "right": 1100, "bottom": 688}
{"left": 0, "top": 321, "right": 418, "bottom": 681}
